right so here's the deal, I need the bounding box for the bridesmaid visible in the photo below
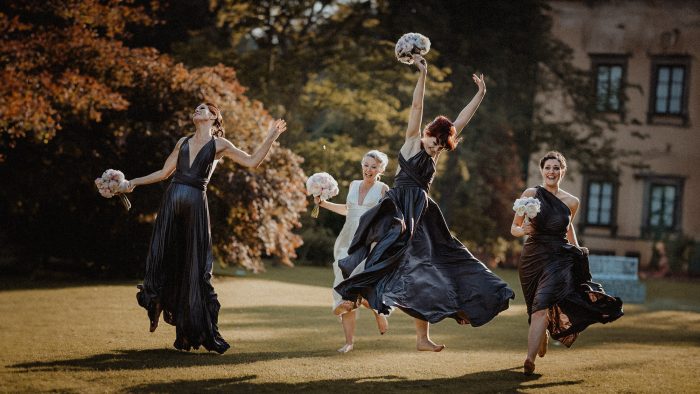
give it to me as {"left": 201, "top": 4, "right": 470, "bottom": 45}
{"left": 316, "top": 150, "right": 390, "bottom": 353}
{"left": 334, "top": 55, "right": 514, "bottom": 352}
{"left": 511, "top": 151, "right": 623, "bottom": 375}
{"left": 121, "top": 103, "right": 287, "bottom": 353}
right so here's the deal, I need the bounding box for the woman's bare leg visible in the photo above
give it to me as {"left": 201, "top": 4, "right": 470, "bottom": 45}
{"left": 526, "top": 309, "right": 549, "bottom": 363}
{"left": 338, "top": 310, "right": 357, "bottom": 353}
{"left": 415, "top": 318, "right": 445, "bottom": 352}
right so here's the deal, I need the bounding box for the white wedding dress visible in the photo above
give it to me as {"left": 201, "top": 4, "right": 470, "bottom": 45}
{"left": 331, "top": 180, "right": 386, "bottom": 309}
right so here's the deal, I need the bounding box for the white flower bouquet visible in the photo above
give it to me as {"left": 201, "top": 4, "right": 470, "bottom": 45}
{"left": 395, "top": 32, "right": 431, "bottom": 64}
{"left": 513, "top": 197, "right": 540, "bottom": 221}
{"left": 95, "top": 169, "right": 131, "bottom": 211}
{"left": 306, "top": 172, "right": 339, "bottom": 218}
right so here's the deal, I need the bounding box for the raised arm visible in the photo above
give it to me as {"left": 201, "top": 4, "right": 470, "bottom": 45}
{"left": 123, "top": 137, "right": 186, "bottom": 192}
{"left": 405, "top": 55, "right": 427, "bottom": 141}
{"left": 218, "top": 119, "right": 287, "bottom": 168}
{"left": 453, "top": 74, "right": 486, "bottom": 135}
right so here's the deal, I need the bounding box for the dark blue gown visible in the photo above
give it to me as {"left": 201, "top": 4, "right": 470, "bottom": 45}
{"left": 519, "top": 186, "right": 623, "bottom": 346}
{"left": 137, "top": 135, "right": 230, "bottom": 354}
{"left": 335, "top": 145, "right": 515, "bottom": 326}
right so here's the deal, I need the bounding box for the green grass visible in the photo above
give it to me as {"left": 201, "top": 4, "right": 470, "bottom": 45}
{"left": 1, "top": 266, "right": 699, "bottom": 393}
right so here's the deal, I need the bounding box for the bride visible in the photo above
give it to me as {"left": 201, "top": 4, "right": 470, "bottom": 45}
{"left": 316, "top": 150, "right": 390, "bottom": 353}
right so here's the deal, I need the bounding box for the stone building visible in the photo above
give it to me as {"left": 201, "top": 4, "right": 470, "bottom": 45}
{"left": 529, "top": 0, "right": 700, "bottom": 268}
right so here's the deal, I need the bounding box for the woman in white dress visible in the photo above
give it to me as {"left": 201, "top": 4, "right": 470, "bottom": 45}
{"left": 316, "top": 150, "right": 390, "bottom": 353}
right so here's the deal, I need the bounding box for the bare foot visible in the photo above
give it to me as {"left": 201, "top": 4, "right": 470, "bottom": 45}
{"left": 538, "top": 330, "right": 549, "bottom": 358}
{"left": 524, "top": 358, "right": 536, "bottom": 375}
{"left": 337, "top": 343, "right": 354, "bottom": 353}
{"left": 149, "top": 302, "right": 162, "bottom": 333}
{"left": 416, "top": 338, "right": 445, "bottom": 352}
{"left": 375, "top": 314, "right": 388, "bottom": 335}
{"left": 333, "top": 300, "right": 357, "bottom": 316}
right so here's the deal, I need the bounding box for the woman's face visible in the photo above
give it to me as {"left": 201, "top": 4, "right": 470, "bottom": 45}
{"left": 361, "top": 156, "right": 382, "bottom": 181}
{"left": 541, "top": 159, "right": 564, "bottom": 187}
{"left": 421, "top": 135, "right": 444, "bottom": 157}
{"left": 192, "top": 104, "right": 215, "bottom": 122}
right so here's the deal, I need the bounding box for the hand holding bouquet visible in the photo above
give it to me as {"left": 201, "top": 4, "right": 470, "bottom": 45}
{"left": 513, "top": 197, "right": 540, "bottom": 221}
{"left": 95, "top": 169, "right": 131, "bottom": 211}
{"left": 395, "top": 32, "right": 431, "bottom": 64}
{"left": 306, "top": 172, "right": 339, "bottom": 218}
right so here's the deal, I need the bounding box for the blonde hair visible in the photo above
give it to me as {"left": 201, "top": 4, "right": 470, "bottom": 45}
{"left": 363, "top": 150, "right": 389, "bottom": 180}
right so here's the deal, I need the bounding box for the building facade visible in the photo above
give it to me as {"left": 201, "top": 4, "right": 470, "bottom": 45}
{"left": 529, "top": 0, "right": 700, "bottom": 268}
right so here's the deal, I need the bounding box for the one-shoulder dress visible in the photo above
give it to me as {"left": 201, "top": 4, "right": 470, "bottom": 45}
{"left": 136, "top": 135, "right": 230, "bottom": 354}
{"left": 334, "top": 146, "right": 515, "bottom": 326}
{"left": 519, "top": 186, "right": 624, "bottom": 346}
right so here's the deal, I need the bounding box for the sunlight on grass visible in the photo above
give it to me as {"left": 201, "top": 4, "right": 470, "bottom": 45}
{"left": 1, "top": 266, "right": 699, "bottom": 393}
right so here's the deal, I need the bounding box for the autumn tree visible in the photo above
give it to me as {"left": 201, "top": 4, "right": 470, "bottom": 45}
{"left": 0, "top": 1, "right": 306, "bottom": 276}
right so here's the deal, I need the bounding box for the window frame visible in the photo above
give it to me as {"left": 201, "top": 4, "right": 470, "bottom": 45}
{"left": 648, "top": 55, "right": 691, "bottom": 125}
{"left": 641, "top": 176, "right": 684, "bottom": 236}
{"left": 583, "top": 178, "right": 618, "bottom": 228}
{"left": 590, "top": 54, "right": 628, "bottom": 115}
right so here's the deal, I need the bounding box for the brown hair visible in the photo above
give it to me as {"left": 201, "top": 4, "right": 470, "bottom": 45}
{"left": 539, "top": 151, "right": 567, "bottom": 170}
{"left": 424, "top": 115, "right": 460, "bottom": 151}
{"left": 205, "top": 102, "right": 225, "bottom": 138}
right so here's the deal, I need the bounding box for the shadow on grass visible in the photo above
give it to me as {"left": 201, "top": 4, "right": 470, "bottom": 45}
{"left": 126, "top": 367, "right": 582, "bottom": 393}
{"left": 9, "top": 348, "right": 335, "bottom": 372}
{"left": 220, "top": 305, "right": 700, "bottom": 348}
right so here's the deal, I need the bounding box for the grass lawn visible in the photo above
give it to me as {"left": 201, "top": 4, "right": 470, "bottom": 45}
{"left": 1, "top": 266, "right": 699, "bottom": 393}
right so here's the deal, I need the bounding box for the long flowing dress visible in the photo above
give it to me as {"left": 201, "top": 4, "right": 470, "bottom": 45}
{"left": 334, "top": 145, "right": 515, "bottom": 325}
{"left": 136, "top": 135, "right": 230, "bottom": 354}
{"left": 519, "top": 186, "right": 624, "bottom": 347}
{"left": 332, "top": 180, "right": 386, "bottom": 310}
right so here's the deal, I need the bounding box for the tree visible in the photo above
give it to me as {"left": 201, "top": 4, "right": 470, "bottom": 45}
{"left": 0, "top": 0, "right": 306, "bottom": 276}
{"left": 149, "top": 0, "right": 623, "bottom": 264}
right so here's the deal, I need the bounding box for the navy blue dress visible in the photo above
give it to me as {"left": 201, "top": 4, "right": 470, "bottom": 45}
{"left": 137, "top": 136, "right": 230, "bottom": 354}
{"left": 335, "top": 146, "right": 514, "bottom": 326}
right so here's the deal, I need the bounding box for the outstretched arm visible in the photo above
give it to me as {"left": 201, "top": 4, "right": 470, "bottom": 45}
{"left": 453, "top": 74, "right": 486, "bottom": 135}
{"left": 316, "top": 196, "right": 348, "bottom": 216}
{"left": 405, "top": 55, "right": 427, "bottom": 141}
{"left": 219, "top": 119, "right": 287, "bottom": 168}
{"left": 123, "top": 137, "right": 186, "bottom": 192}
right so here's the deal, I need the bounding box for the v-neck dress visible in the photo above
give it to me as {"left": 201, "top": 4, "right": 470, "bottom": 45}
{"left": 136, "top": 135, "right": 229, "bottom": 354}
{"left": 519, "top": 186, "right": 624, "bottom": 346}
{"left": 331, "top": 180, "right": 386, "bottom": 309}
{"left": 334, "top": 146, "right": 514, "bottom": 327}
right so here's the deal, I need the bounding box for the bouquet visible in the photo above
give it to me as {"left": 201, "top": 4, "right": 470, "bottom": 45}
{"left": 513, "top": 197, "right": 540, "bottom": 221}
{"left": 395, "top": 32, "right": 431, "bottom": 64}
{"left": 95, "top": 169, "right": 131, "bottom": 211}
{"left": 306, "top": 172, "right": 339, "bottom": 218}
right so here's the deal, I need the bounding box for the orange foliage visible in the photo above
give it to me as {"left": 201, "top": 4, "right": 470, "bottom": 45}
{"left": 0, "top": 1, "right": 306, "bottom": 272}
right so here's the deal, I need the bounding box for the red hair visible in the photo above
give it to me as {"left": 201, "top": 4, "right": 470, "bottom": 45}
{"left": 424, "top": 115, "right": 460, "bottom": 151}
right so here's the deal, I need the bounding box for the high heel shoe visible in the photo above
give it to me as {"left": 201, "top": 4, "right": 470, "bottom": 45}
{"left": 524, "top": 359, "right": 536, "bottom": 375}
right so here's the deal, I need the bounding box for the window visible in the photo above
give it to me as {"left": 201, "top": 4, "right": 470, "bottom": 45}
{"left": 590, "top": 54, "right": 627, "bottom": 113}
{"left": 648, "top": 56, "right": 690, "bottom": 125}
{"left": 596, "top": 65, "right": 623, "bottom": 111}
{"left": 654, "top": 65, "right": 685, "bottom": 114}
{"left": 648, "top": 184, "right": 678, "bottom": 229}
{"left": 642, "top": 177, "right": 684, "bottom": 234}
{"left": 586, "top": 180, "right": 615, "bottom": 226}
